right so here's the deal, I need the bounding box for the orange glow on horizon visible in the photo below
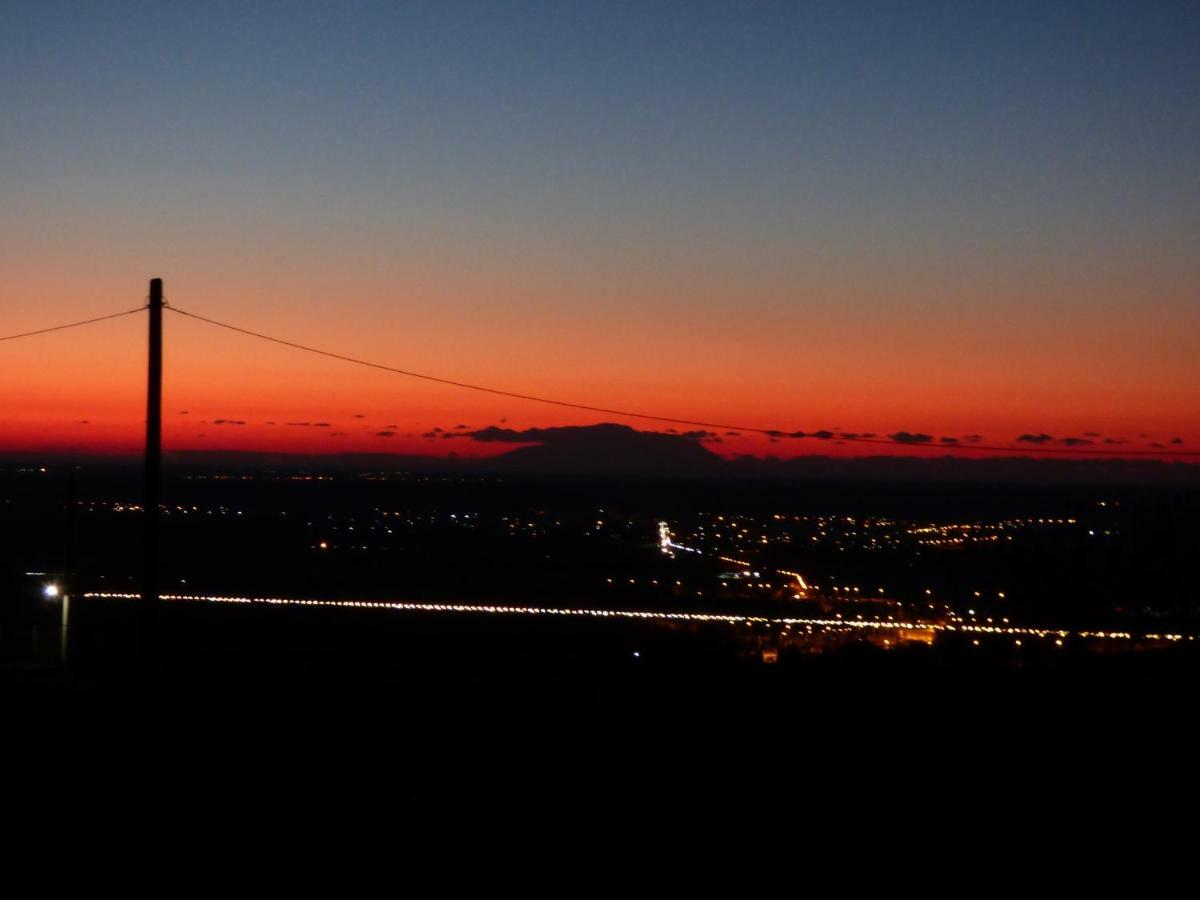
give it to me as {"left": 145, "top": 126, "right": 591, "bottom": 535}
{"left": 2, "top": 269, "right": 1197, "bottom": 461}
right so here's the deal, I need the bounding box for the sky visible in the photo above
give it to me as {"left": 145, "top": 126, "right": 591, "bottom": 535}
{"left": 2, "top": 0, "right": 1198, "bottom": 459}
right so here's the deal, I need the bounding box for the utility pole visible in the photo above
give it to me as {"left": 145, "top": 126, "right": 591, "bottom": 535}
{"left": 142, "top": 277, "right": 163, "bottom": 672}
{"left": 61, "top": 471, "right": 77, "bottom": 667}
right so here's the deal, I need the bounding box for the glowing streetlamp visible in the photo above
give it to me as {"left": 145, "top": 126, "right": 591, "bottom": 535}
{"left": 43, "top": 582, "right": 68, "bottom": 665}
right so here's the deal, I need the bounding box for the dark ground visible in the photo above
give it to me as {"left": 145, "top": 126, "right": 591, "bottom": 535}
{"left": 5, "top": 597, "right": 1196, "bottom": 764}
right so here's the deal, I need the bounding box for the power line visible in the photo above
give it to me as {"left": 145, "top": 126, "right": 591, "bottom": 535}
{"left": 0, "top": 307, "right": 146, "bottom": 343}
{"left": 0, "top": 302, "right": 1190, "bottom": 457}
{"left": 168, "top": 305, "right": 1197, "bottom": 457}
{"left": 167, "top": 306, "right": 776, "bottom": 432}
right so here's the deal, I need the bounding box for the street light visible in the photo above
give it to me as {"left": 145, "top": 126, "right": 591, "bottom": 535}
{"left": 43, "top": 582, "right": 68, "bottom": 665}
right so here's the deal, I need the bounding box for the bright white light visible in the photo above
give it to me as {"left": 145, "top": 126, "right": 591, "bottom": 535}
{"left": 43, "top": 583, "right": 59, "bottom": 598}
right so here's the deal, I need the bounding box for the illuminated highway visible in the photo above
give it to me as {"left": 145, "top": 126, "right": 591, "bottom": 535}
{"left": 80, "top": 591, "right": 1195, "bottom": 646}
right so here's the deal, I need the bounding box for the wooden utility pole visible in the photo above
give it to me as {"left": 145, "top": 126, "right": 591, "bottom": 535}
{"left": 61, "top": 472, "right": 77, "bottom": 667}
{"left": 142, "top": 277, "right": 163, "bottom": 670}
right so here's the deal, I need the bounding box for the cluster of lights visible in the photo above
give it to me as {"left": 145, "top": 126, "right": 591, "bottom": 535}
{"left": 81, "top": 499, "right": 245, "bottom": 517}
{"left": 664, "top": 518, "right": 1043, "bottom": 614}
{"left": 672, "top": 511, "right": 1096, "bottom": 560}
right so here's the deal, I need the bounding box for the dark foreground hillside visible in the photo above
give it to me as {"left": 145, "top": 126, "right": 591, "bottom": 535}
{"left": 5, "top": 597, "right": 1196, "bottom": 769}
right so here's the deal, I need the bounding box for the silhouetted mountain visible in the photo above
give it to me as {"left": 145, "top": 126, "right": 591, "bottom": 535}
{"left": 476, "top": 424, "right": 722, "bottom": 477}
{"left": 4, "top": 423, "right": 1198, "bottom": 485}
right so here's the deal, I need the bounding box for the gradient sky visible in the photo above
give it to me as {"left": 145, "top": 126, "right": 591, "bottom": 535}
{"left": 2, "top": 0, "right": 1198, "bottom": 458}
